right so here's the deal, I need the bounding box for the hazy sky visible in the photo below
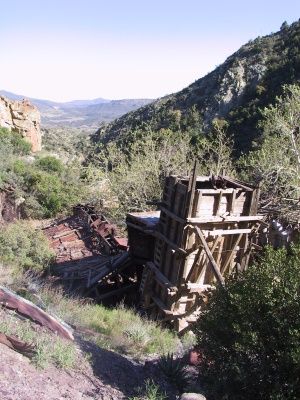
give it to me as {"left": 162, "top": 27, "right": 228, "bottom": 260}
{"left": 1, "top": 0, "right": 300, "bottom": 101}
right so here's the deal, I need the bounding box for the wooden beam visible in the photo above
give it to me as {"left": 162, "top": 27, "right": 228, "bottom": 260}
{"left": 187, "top": 215, "right": 263, "bottom": 223}
{"left": 194, "top": 226, "right": 225, "bottom": 286}
{"left": 146, "top": 262, "right": 178, "bottom": 293}
{"left": 185, "top": 283, "right": 212, "bottom": 293}
{"left": 221, "top": 233, "right": 243, "bottom": 274}
{"left": 0, "top": 286, "right": 74, "bottom": 340}
{"left": 151, "top": 295, "right": 174, "bottom": 315}
{"left": 185, "top": 161, "right": 197, "bottom": 218}
{"left": 159, "top": 206, "right": 186, "bottom": 224}
{"left": 125, "top": 221, "right": 155, "bottom": 235}
{"left": 154, "top": 231, "right": 187, "bottom": 256}
{"left": 206, "top": 228, "right": 252, "bottom": 237}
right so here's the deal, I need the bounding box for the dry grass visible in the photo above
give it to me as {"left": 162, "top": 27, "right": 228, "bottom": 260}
{"left": 39, "top": 286, "right": 181, "bottom": 359}
{"left": 0, "top": 308, "right": 77, "bottom": 369}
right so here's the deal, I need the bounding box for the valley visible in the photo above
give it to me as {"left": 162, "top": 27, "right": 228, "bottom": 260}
{"left": 0, "top": 17, "right": 300, "bottom": 400}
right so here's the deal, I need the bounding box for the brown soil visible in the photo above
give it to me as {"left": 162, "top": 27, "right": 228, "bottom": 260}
{"left": 0, "top": 332, "right": 178, "bottom": 400}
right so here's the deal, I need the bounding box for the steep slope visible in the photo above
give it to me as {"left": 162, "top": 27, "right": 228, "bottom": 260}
{"left": 0, "top": 96, "right": 41, "bottom": 151}
{"left": 0, "top": 91, "right": 153, "bottom": 128}
{"left": 99, "top": 20, "right": 300, "bottom": 153}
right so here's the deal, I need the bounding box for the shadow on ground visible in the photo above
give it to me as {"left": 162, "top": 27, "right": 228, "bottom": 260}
{"left": 77, "top": 334, "right": 178, "bottom": 399}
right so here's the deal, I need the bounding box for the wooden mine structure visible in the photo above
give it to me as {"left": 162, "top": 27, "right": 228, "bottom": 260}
{"left": 129, "top": 172, "right": 262, "bottom": 332}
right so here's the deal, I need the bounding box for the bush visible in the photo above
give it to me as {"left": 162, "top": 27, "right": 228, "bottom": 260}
{"left": 0, "top": 221, "right": 54, "bottom": 273}
{"left": 195, "top": 245, "right": 300, "bottom": 400}
{"left": 0, "top": 128, "right": 31, "bottom": 155}
{"left": 35, "top": 156, "right": 64, "bottom": 174}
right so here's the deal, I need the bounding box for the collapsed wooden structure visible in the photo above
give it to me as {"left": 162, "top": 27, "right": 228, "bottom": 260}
{"left": 45, "top": 174, "right": 262, "bottom": 332}
{"left": 131, "top": 173, "right": 262, "bottom": 331}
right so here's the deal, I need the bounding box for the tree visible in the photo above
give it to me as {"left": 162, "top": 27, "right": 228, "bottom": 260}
{"left": 240, "top": 84, "right": 300, "bottom": 214}
{"left": 195, "top": 245, "right": 300, "bottom": 400}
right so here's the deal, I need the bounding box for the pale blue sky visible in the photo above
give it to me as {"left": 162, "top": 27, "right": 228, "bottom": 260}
{"left": 1, "top": 0, "right": 299, "bottom": 101}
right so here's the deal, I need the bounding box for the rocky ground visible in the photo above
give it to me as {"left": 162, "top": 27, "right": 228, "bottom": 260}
{"left": 0, "top": 317, "right": 178, "bottom": 400}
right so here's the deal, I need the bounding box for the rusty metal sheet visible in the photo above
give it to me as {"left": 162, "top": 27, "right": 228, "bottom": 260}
{"left": 0, "top": 332, "right": 35, "bottom": 356}
{"left": 0, "top": 286, "right": 74, "bottom": 341}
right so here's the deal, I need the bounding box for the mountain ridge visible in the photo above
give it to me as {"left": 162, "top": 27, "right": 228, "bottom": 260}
{"left": 0, "top": 90, "right": 154, "bottom": 128}
{"left": 98, "top": 20, "right": 300, "bottom": 154}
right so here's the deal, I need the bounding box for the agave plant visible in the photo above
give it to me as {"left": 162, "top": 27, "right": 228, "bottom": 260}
{"left": 158, "top": 353, "right": 192, "bottom": 392}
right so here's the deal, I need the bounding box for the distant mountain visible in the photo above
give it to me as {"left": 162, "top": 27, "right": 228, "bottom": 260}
{"left": 0, "top": 90, "right": 154, "bottom": 128}
{"left": 98, "top": 20, "right": 300, "bottom": 154}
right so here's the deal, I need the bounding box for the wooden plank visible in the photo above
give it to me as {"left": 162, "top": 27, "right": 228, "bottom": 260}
{"left": 194, "top": 226, "right": 225, "bottom": 286}
{"left": 214, "top": 190, "right": 223, "bottom": 216}
{"left": 151, "top": 295, "right": 174, "bottom": 315}
{"left": 221, "top": 233, "right": 243, "bottom": 274}
{"left": 206, "top": 228, "right": 252, "bottom": 237}
{"left": 185, "top": 161, "right": 197, "bottom": 218}
{"left": 187, "top": 215, "right": 263, "bottom": 223}
{"left": 125, "top": 221, "right": 155, "bottom": 235}
{"left": 159, "top": 206, "right": 186, "bottom": 224}
{"left": 96, "top": 284, "right": 137, "bottom": 301}
{"left": 185, "top": 283, "right": 212, "bottom": 292}
{"left": 147, "top": 262, "right": 178, "bottom": 292}
{"left": 154, "top": 231, "right": 187, "bottom": 255}
{"left": 196, "top": 188, "right": 241, "bottom": 194}
{"left": 228, "top": 189, "right": 237, "bottom": 214}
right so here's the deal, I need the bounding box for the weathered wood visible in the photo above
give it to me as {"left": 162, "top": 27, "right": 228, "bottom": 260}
{"left": 53, "top": 229, "right": 77, "bottom": 239}
{"left": 194, "top": 226, "right": 225, "bottom": 285}
{"left": 206, "top": 228, "right": 252, "bottom": 237}
{"left": 154, "top": 231, "right": 187, "bottom": 255}
{"left": 187, "top": 215, "right": 263, "bottom": 223}
{"left": 0, "top": 286, "right": 74, "bottom": 340}
{"left": 139, "top": 174, "right": 261, "bottom": 331}
{"left": 159, "top": 206, "right": 185, "bottom": 224}
{"left": 186, "top": 161, "right": 197, "bottom": 218}
{"left": 87, "top": 252, "right": 130, "bottom": 287}
{"left": 147, "top": 262, "right": 178, "bottom": 293}
{"left": 221, "top": 233, "right": 243, "bottom": 274}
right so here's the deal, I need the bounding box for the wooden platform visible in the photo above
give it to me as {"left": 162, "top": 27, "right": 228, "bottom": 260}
{"left": 139, "top": 174, "right": 262, "bottom": 332}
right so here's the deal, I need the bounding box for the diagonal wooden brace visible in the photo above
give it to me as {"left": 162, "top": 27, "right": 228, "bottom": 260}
{"left": 194, "top": 226, "right": 225, "bottom": 286}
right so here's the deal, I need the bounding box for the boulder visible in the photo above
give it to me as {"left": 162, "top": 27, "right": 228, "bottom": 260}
{"left": 0, "top": 96, "right": 41, "bottom": 152}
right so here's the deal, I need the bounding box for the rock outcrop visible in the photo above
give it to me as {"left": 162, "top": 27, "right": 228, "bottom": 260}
{"left": 98, "top": 20, "right": 300, "bottom": 154}
{"left": 0, "top": 96, "right": 41, "bottom": 152}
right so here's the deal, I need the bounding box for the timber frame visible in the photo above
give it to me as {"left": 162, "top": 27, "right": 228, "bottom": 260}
{"left": 139, "top": 173, "right": 262, "bottom": 332}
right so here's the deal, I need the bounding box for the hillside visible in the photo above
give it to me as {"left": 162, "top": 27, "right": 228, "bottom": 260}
{"left": 99, "top": 20, "right": 300, "bottom": 154}
{"left": 0, "top": 90, "right": 153, "bottom": 128}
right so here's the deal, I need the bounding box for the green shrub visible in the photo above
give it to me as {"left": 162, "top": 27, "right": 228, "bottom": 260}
{"left": 195, "top": 245, "right": 300, "bottom": 400}
{"left": 0, "top": 221, "right": 54, "bottom": 273}
{"left": 0, "top": 310, "right": 77, "bottom": 369}
{"left": 0, "top": 128, "right": 31, "bottom": 155}
{"left": 36, "top": 156, "right": 64, "bottom": 174}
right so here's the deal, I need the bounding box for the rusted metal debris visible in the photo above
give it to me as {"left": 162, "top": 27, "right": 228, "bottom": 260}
{"left": 0, "top": 286, "right": 74, "bottom": 340}
{"left": 0, "top": 332, "right": 35, "bottom": 357}
{"left": 73, "top": 204, "right": 127, "bottom": 254}
{"left": 44, "top": 205, "right": 135, "bottom": 301}
{"left": 44, "top": 204, "right": 127, "bottom": 265}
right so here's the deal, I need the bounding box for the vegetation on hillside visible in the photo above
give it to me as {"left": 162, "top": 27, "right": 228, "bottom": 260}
{"left": 195, "top": 245, "right": 300, "bottom": 400}
{"left": 0, "top": 221, "right": 54, "bottom": 274}
{"left": 0, "top": 127, "right": 92, "bottom": 218}
{"left": 0, "top": 22, "right": 300, "bottom": 396}
{"left": 95, "top": 20, "right": 300, "bottom": 156}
